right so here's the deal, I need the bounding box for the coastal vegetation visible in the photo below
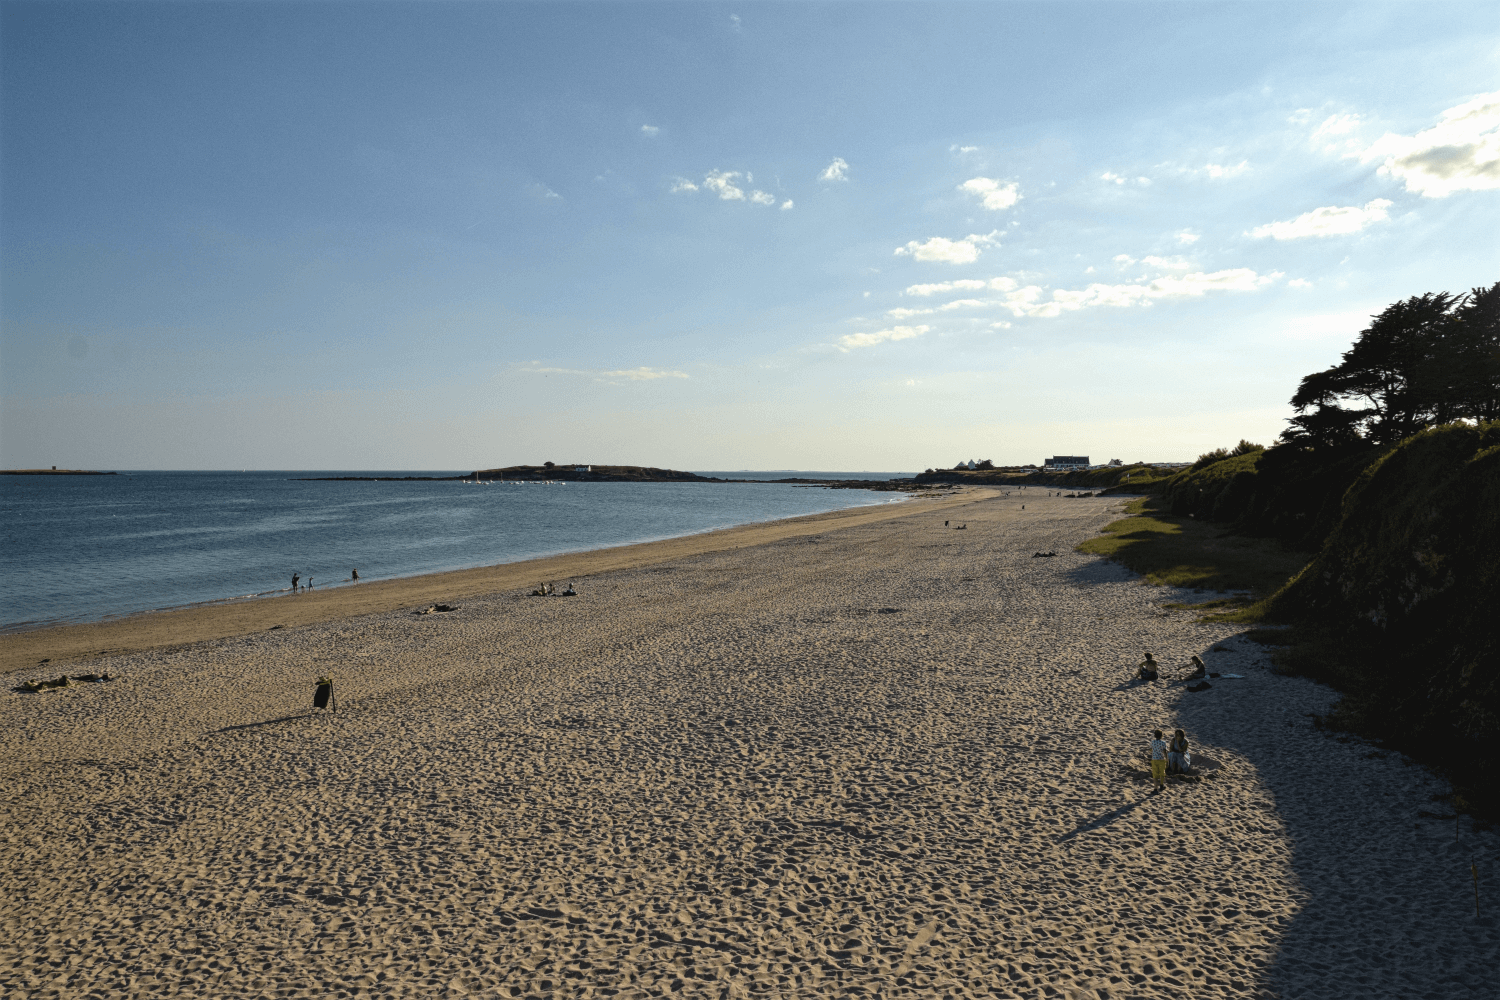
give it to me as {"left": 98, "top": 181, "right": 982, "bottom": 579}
{"left": 1082, "top": 282, "right": 1500, "bottom": 817}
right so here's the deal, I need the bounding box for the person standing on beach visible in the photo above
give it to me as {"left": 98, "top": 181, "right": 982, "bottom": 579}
{"left": 1150, "top": 730, "right": 1168, "bottom": 791}
{"left": 291, "top": 572, "right": 299, "bottom": 592}
{"left": 352, "top": 568, "right": 359, "bottom": 581}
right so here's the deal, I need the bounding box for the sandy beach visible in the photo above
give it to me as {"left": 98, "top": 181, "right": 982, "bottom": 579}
{"left": 3, "top": 488, "right": 1495, "bottom": 999}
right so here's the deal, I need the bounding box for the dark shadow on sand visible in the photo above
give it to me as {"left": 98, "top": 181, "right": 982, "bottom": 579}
{"left": 213, "top": 713, "right": 312, "bottom": 733}
{"left": 1058, "top": 800, "right": 1145, "bottom": 842}
{"left": 1172, "top": 644, "right": 1499, "bottom": 997}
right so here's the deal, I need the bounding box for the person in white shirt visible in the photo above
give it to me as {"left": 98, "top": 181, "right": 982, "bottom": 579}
{"left": 1149, "top": 729, "right": 1169, "bottom": 791}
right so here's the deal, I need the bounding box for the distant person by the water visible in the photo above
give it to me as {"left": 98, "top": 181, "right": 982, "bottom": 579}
{"left": 1150, "top": 729, "right": 1168, "bottom": 791}
{"left": 1168, "top": 729, "right": 1190, "bottom": 775}
{"left": 291, "top": 573, "right": 299, "bottom": 592}
{"left": 1137, "top": 653, "right": 1159, "bottom": 681}
{"left": 351, "top": 568, "right": 359, "bottom": 581}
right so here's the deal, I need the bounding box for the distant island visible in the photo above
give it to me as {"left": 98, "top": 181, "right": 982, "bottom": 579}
{"left": 301, "top": 464, "right": 927, "bottom": 491}
{"left": 1, "top": 468, "right": 116, "bottom": 476}
{"left": 301, "top": 464, "right": 720, "bottom": 483}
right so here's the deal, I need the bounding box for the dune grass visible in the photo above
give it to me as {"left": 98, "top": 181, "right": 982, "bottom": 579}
{"left": 1077, "top": 497, "right": 1312, "bottom": 605}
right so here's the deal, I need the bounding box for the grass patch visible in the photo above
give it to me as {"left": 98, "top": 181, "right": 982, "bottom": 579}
{"left": 1076, "top": 497, "right": 1312, "bottom": 606}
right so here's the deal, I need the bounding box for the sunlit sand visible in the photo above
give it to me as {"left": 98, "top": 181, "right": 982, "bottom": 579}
{"left": 3, "top": 490, "right": 1493, "bottom": 998}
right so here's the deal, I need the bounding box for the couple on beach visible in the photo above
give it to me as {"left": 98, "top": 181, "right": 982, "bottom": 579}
{"left": 1149, "top": 728, "right": 1191, "bottom": 791}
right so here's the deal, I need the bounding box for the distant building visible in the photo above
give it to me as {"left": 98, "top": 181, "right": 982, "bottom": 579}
{"left": 574, "top": 465, "right": 591, "bottom": 472}
{"left": 1044, "top": 455, "right": 1089, "bottom": 470}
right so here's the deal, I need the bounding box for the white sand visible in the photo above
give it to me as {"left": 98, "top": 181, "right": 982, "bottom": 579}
{"left": 3, "top": 490, "right": 1495, "bottom": 999}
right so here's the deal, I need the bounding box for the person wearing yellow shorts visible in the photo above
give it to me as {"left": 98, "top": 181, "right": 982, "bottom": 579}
{"left": 1149, "top": 729, "right": 1169, "bottom": 791}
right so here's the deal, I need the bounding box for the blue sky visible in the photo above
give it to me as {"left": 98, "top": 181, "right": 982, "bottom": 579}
{"left": 2, "top": 1, "right": 1497, "bottom": 471}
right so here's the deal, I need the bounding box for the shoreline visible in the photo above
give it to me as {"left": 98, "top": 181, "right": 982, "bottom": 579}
{"left": 1, "top": 486, "right": 983, "bottom": 675}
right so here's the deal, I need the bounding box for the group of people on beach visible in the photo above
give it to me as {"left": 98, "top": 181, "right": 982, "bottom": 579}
{"left": 1137, "top": 652, "right": 1209, "bottom": 689}
{"left": 288, "top": 569, "right": 358, "bottom": 593}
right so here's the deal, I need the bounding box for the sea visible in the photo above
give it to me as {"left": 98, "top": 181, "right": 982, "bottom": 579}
{"left": 0, "top": 470, "right": 913, "bottom": 632}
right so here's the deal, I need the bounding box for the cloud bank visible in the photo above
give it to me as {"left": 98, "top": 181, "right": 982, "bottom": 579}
{"left": 838, "top": 325, "right": 928, "bottom": 351}
{"left": 1250, "top": 199, "right": 1392, "bottom": 239}
{"left": 1360, "top": 91, "right": 1500, "bottom": 197}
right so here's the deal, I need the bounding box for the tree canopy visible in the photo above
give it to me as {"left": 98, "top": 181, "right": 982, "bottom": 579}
{"left": 1283, "top": 282, "right": 1500, "bottom": 448}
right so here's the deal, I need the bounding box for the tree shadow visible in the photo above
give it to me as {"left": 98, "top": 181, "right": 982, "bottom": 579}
{"left": 1172, "top": 643, "right": 1500, "bottom": 997}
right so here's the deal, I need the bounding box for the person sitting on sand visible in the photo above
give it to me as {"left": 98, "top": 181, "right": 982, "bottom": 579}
{"left": 1137, "top": 653, "right": 1159, "bottom": 681}
{"left": 1150, "top": 730, "right": 1168, "bottom": 791}
{"left": 1186, "top": 655, "right": 1206, "bottom": 680}
{"left": 562, "top": 581, "right": 577, "bottom": 596}
{"left": 1167, "top": 729, "right": 1190, "bottom": 774}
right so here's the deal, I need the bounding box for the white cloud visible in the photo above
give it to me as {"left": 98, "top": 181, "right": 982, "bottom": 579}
{"left": 886, "top": 307, "right": 933, "bottom": 319}
{"left": 951, "top": 145, "right": 979, "bottom": 154}
{"left": 950, "top": 269, "right": 1281, "bottom": 320}
{"left": 749, "top": 190, "right": 777, "bottom": 206}
{"left": 703, "top": 170, "right": 746, "bottom": 201}
{"left": 1359, "top": 91, "right": 1500, "bottom": 197}
{"left": 1203, "top": 161, "right": 1249, "bottom": 179}
{"left": 1176, "top": 230, "right": 1200, "bottom": 245}
{"left": 1101, "top": 172, "right": 1126, "bottom": 185}
{"left": 1136, "top": 176, "right": 1152, "bottom": 186}
{"left": 1112, "top": 254, "right": 1136, "bottom": 265}
{"left": 1141, "top": 255, "right": 1192, "bottom": 269}
{"left": 990, "top": 320, "right": 1012, "bottom": 329}
{"left": 838, "top": 325, "right": 929, "bottom": 351}
{"left": 893, "top": 231, "right": 999, "bottom": 265}
{"left": 1250, "top": 199, "right": 1392, "bottom": 239}
{"left": 819, "top": 157, "right": 850, "bottom": 183}
{"left": 780, "top": 199, "right": 794, "bottom": 211}
{"left": 528, "top": 183, "right": 562, "bottom": 200}
{"left": 958, "top": 177, "right": 1020, "bottom": 210}
{"left": 606, "top": 367, "right": 689, "bottom": 381}
{"left": 640, "top": 125, "right": 660, "bottom": 137}
{"left": 1288, "top": 278, "right": 1313, "bottom": 288}
{"left": 670, "top": 177, "right": 698, "bottom": 194}
{"left": 729, "top": 14, "right": 742, "bottom": 32}
{"left": 522, "top": 366, "right": 689, "bottom": 381}
{"left": 936, "top": 298, "right": 987, "bottom": 311}
{"left": 903, "top": 276, "right": 1015, "bottom": 297}
{"left": 1315, "top": 113, "right": 1362, "bottom": 139}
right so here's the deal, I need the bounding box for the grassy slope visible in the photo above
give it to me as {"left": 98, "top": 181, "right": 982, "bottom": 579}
{"left": 1076, "top": 497, "right": 1312, "bottom": 599}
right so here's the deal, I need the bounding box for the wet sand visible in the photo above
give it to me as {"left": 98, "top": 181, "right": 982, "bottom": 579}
{"left": 3, "top": 488, "right": 1495, "bottom": 998}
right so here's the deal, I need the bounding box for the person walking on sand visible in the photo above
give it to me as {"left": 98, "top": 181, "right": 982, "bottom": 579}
{"left": 1150, "top": 729, "right": 1169, "bottom": 791}
{"left": 1168, "top": 729, "right": 1190, "bottom": 775}
{"left": 291, "top": 572, "right": 299, "bottom": 593}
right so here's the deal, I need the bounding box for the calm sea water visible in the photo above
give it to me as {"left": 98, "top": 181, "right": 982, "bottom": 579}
{"left": 0, "top": 471, "right": 911, "bottom": 631}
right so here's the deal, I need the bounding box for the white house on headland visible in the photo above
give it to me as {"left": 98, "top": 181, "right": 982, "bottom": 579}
{"left": 574, "top": 466, "right": 591, "bottom": 472}
{"left": 1044, "top": 456, "right": 1089, "bottom": 470}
